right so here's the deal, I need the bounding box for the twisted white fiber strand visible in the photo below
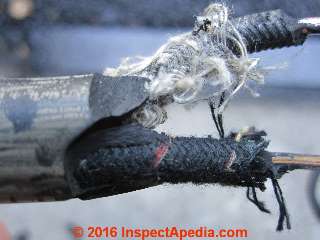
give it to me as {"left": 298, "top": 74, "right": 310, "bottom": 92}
{"left": 104, "top": 3, "right": 265, "bottom": 127}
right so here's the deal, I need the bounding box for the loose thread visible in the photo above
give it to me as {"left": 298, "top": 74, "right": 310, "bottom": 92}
{"left": 246, "top": 186, "right": 271, "bottom": 214}
{"left": 271, "top": 176, "right": 291, "bottom": 231}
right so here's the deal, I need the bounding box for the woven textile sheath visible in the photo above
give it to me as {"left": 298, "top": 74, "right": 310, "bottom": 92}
{"left": 0, "top": 9, "right": 319, "bottom": 203}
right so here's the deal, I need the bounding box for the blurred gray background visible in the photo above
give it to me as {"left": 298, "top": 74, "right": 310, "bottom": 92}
{"left": 0, "top": 0, "right": 320, "bottom": 239}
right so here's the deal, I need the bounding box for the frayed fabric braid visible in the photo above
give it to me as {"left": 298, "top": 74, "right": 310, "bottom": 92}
{"left": 271, "top": 175, "right": 291, "bottom": 231}
{"left": 246, "top": 186, "right": 271, "bottom": 214}
{"left": 246, "top": 175, "right": 291, "bottom": 231}
{"left": 68, "top": 124, "right": 291, "bottom": 231}
{"left": 105, "top": 3, "right": 265, "bottom": 128}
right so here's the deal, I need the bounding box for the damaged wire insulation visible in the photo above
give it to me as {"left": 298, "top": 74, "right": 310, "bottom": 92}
{"left": 1, "top": 3, "right": 319, "bottom": 233}
{"left": 106, "top": 3, "right": 264, "bottom": 128}
{"left": 67, "top": 124, "right": 297, "bottom": 231}
{"left": 68, "top": 124, "right": 272, "bottom": 192}
{"left": 104, "top": 3, "right": 314, "bottom": 129}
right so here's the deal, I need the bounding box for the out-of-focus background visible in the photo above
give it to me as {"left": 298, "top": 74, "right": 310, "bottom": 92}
{"left": 0, "top": 0, "right": 320, "bottom": 239}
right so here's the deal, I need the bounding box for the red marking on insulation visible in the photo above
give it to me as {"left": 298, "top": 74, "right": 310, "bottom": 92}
{"left": 153, "top": 144, "right": 169, "bottom": 168}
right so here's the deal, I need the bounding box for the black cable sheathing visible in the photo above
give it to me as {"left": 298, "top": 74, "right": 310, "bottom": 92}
{"left": 67, "top": 124, "right": 272, "bottom": 198}
{"left": 231, "top": 10, "right": 306, "bottom": 53}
